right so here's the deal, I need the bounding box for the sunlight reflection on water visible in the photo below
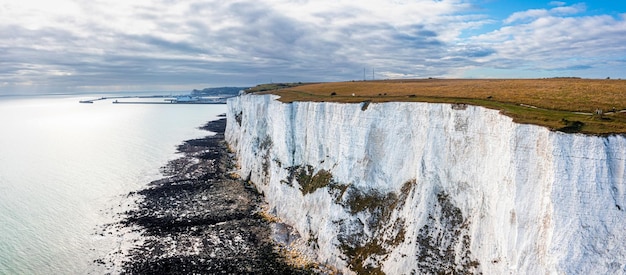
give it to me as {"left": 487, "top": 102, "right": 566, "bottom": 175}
{"left": 0, "top": 94, "right": 227, "bottom": 274}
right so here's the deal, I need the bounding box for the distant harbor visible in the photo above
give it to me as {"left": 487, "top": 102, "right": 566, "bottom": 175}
{"left": 79, "top": 94, "right": 230, "bottom": 104}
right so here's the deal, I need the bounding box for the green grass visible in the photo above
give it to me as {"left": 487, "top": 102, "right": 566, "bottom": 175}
{"left": 250, "top": 79, "right": 626, "bottom": 135}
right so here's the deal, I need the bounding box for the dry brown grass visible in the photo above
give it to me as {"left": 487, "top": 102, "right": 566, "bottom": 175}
{"left": 253, "top": 79, "right": 626, "bottom": 135}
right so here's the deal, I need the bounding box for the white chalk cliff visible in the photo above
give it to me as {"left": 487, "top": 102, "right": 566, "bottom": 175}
{"left": 225, "top": 94, "right": 626, "bottom": 274}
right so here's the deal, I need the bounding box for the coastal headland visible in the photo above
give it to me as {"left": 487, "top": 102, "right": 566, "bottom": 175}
{"left": 225, "top": 92, "right": 626, "bottom": 274}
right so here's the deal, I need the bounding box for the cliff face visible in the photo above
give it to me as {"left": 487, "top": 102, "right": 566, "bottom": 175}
{"left": 225, "top": 94, "right": 626, "bottom": 274}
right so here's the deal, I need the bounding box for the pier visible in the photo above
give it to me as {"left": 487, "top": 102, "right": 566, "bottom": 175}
{"left": 79, "top": 95, "right": 228, "bottom": 104}
{"left": 112, "top": 100, "right": 227, "bottom": 104}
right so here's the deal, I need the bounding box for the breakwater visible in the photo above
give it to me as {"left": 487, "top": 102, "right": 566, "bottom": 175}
{"left": 79, "top": 95, "right": 228, "bottom": 104}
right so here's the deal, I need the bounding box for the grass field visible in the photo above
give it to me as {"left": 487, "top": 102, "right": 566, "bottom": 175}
{"left": 248, "top": 78, "right": 626, "bottom": 135}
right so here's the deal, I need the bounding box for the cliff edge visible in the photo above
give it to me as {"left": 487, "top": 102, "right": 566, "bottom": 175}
{"left": 226, "top": 94, "right": 625, "bottom": 274}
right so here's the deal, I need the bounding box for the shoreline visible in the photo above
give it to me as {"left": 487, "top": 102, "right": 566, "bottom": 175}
{"left": 98, "top": 118, "right": 313, "bottom": 274}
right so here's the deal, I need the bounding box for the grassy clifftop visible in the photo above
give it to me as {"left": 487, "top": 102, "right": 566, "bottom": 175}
{"left": 249, "top": 79, "right": 626, "bottom": 135}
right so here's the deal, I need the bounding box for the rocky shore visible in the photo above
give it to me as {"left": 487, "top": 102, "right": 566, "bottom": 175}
{"left": 101, "top": 118, "right": 313, "bottom": 274}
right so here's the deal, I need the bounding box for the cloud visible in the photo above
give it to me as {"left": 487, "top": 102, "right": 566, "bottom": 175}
{"left": 471, "top": 3, "right": 626, "bottom": 76}
{"left": 456, "top": 46, "right": 496, "bottom": 58}
{"left": 504, "top": 3, "right": 586, "bottom": 24}
{"left": 2, "top": 0, "right": 489, "bottom": 92}
{"left": 504, "top": 9, "right": 550, "bottom": 24}
{"left": 549, "top": 1, "right": 566, "bottom": 7}
{"left": 0, "top": 0, "right": 624, "bottom": 93}
{"left": 550, "top": 3, "right": 587, "bottom": 15}
{"left": 556, "top": 64, "right": 593, "bottom": 71}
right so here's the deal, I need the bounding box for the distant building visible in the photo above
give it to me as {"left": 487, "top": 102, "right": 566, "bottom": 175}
{"left": 173, "top": 95, "right": 199, "bottom": 103}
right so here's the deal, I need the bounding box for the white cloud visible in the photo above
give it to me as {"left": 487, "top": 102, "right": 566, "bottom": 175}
{"left": 1, "top": 0, "right": 489, "bottom": 91}
{"left": 504, "top": 3, "right": 586, "bottom": 24}
{"left": 0, "top": 0, "right": 624, "bottom": 93}
{"left": 504, "top": 9, "right": 550, "bottom": 24}
{"left": 551, "top": 3, "right": 586, "bottom": 15}
{"left": 549, "top": 1, "right": 566, "bottom": 7}
{"left": 472, "top": 5, "right": 626, "bottom": 76}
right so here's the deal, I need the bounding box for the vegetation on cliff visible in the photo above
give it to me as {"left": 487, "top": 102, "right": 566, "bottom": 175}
{"left": 248, "top": 79, "right": 626, "bottom": 134}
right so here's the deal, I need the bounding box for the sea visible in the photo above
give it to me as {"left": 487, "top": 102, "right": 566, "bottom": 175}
{"left": 0, "top": 93, "right": 227, "bottom": 274}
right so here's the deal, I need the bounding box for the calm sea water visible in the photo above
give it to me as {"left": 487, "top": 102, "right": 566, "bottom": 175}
{"left": 0, "top": 94, "right": 227, "bottom": 274}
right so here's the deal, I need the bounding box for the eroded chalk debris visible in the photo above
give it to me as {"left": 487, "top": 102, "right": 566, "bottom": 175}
{"left": 99, "top": 118, "right": 312, "bottom": 274}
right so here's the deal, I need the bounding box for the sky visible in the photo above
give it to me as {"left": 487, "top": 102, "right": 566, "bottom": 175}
{"left": 1, "top": 0, "right": 625, "bottom": 94}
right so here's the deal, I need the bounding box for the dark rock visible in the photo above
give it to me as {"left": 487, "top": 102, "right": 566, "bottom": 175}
{"left": 108, "top": 118, "right": 313, "bottom": 274}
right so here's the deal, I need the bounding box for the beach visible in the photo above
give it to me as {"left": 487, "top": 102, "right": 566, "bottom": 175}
{"left": 99, "top": 117, "right": 311, "bottom": 274}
